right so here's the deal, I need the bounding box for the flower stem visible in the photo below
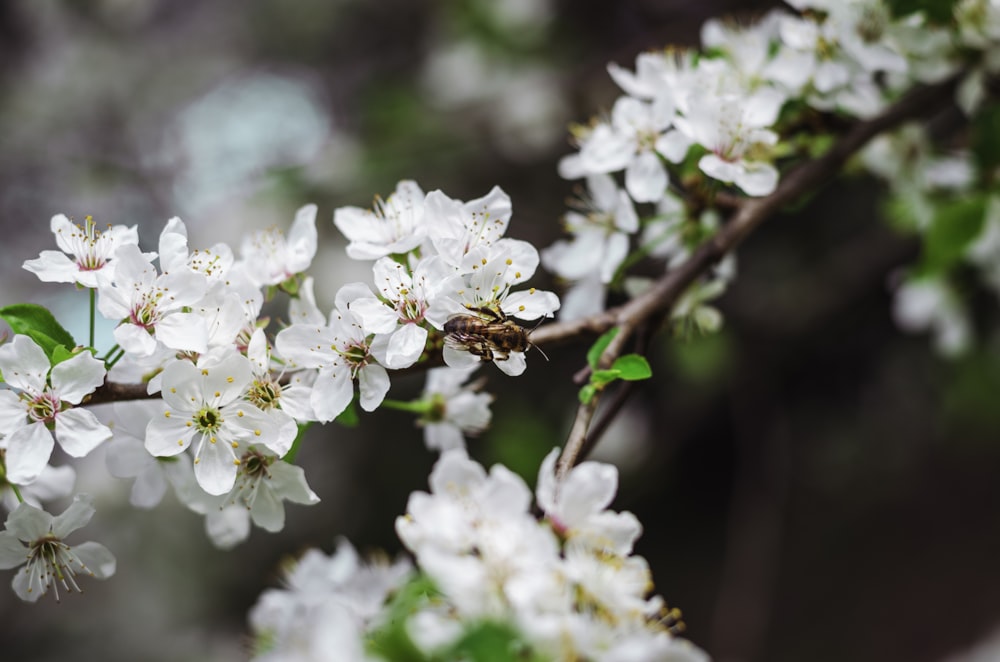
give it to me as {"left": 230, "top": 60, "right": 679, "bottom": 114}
{"left": 89, "top": 287, "right": 96, "bottom": 349}
{"left": 380, "top": 398, "right": 431, "bottom": 415}
{"left": 106, "top": 348, "right": 126, "bottom": 370}
{"left": 0, "top": 462, "right": 24, "bottom": 504}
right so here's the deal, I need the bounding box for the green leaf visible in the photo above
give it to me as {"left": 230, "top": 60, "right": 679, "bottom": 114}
{"left": 0, "top": 304, "right": 76, "bottom": 351}
{"left": 590, "top": 369, "right": 621, "bottom": 385}
{"left": 587, "top": 327, "right": 619, "bottom": 370}
{"left": 49, "top": 344, "right": 76, "bottom": 367}
{"left": 920, "top": 195, "right": 987, "bottom": 274}
{"left": 444, "top": 621, "right": 544, "bottom": 662}
{"left": 578, "top": 383, "right": 597, "bottom": 404}
{"left": 611, "top": 354, "right": 652, "bottom": 381}
{"left": 366, "top": 574, "right": 437, "bottom": 662}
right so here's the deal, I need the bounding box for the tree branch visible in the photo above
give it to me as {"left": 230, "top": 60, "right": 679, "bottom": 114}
{"left": 553, "top": 73, "right": 962, "bottom": 476}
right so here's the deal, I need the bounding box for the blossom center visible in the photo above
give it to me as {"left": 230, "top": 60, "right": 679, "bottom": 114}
{"left": 247, "top": 378, "right": 282, "bottom": 411}
{"left": 25, "top": 391, "right": 60, "bottom": 424}
{"left": 194, "top": 406, "right": 223, "bottom": 433}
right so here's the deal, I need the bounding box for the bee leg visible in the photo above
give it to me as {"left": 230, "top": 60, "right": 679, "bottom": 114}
{"left": 493, "top": 350, "right": 509, "bottom": 362}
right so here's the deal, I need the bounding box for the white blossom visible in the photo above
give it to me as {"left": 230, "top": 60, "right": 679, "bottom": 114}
{"left": 0, "top": 336, "right": 111, "bottom": 485}
{"left": 144, "top": 351, "right": 279, "bottom": 495}
{"left": 22, "top": 214, "right": 141, "bottom": 288}
{"left": 0, "top": 494, "right": 116, "bottom": 602}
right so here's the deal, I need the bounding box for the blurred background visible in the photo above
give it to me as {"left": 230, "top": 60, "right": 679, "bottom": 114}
{"left": 1, "top": 1, "right": 999, "bottom": 661}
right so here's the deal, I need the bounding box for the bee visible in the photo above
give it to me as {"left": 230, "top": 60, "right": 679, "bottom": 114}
{"left": 444, "top": 306, "right": 543, "bottom": 363}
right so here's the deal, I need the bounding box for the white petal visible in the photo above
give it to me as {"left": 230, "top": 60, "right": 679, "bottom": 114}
{"left": 22, "top": 251, "right": 80, "bottom": 284}
{"left": 51, "top": 493, "right": 96, "bottom": 537}
{"left": 156, "top": 312, "right": 209, "bottom": 354}
{"left": 113, "top": 323, "right": 158, "bottom": 357}
{"left": 0, "top": 532, "right": 26, "bottom": 569}
{"left": 145, "top": 413, "right": 196, "bottom": 457}
{"left": 385, "top": 324, "right": 427, "bottom": 369}
{"left": 310, "top": 371, "right": 354, "bottom": 423}
{"left": 0, "top": 336, "right": 49, "bottom": 394}
{"left": 54, "top": 408, "right": 111, "bottom": 457}
{"left": 698, "top": 153, "right": 742, "bottom": 184}
{"left": 734, "top": 161, "right": 780, "bottom": 197}
{"left": 5, "top": 424, "right": 55, "bottom": 485}
{"left": 193, "top": 435, "right": 238, "bottom": 496}
{"left": 501, "top": 289, "right": 561, "bottom": 321}
{"left": 625, "top": 151, "right": 668, "bottom": 203}
{"left": 50, "top": 351, "right": 106, "bottom": 405}
{"left": 0, "top": 390, "right": 28, "bottom": 433}
{"left": 205, "top": 505, "right": 250, "bottom": 549}
{"left": 358, "top": 364, "right": 390, "bottom": 411}
{"left": 130, "top": 464, "right": 169, "bottom": 509}
{"left": 286, "top": 204, "right": 318, "bottom": 273}
{"left": 443, "top": 344, "right": 483, "bottom": 370}
{"left": 494, "top": 351, "right": 527, "bottom": 376}
{"left": 73, "top": 541, "right": 117, "bottom": 579}
{"left": 424, "top": 423, "right": 466, "bottom": 452}
{"left": 349, "top": 297, "right": 399, "bottom": 334}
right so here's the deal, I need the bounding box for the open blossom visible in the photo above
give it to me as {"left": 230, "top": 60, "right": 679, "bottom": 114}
{"left": 23, "top": 214, "right": 141, "bottom": 288}
{"left": 237, "top": 204, "right": 318, "bottom": 287}
{"left": 543, "top": 173, "right": 638, "bottom": 285}
{"left": 96, "top": 243, "right": 209, "bottom": 357}
{"left": 673, "top": 85, "right": 780, "bottom": 196}
{"left": 347, "top": 256, "right": 450, "bottom": 369}
{"left": 275, "top": 284, "right": 391, "bottom": 421}
{"left": 0, "top": 494, "right": 116, "bottom": 602}
{"left": 535, "top": 448, "right": 641, "bottom": 556}
{"left": 143, "top": 351, "right": 279, "bottom": 495}
{"left": 418, "top": 366, "right": 493, "bottom": 452}
{"left": 103, "top": 400, "right": 196, "bottom": 509}
{"left": 0, "top": 336, "right": 111, "bottom": 485}
{"left": 392, "top": 449, "right": 706, "bottom": 661}
{"left": 207, "top": 448, "right": 319, "bottom": 548}
{"left": 435, "top": 240, "right": 560, "bottom": 376}
{"left": 249, "top": 538, "right": 411, "bottom": 660}
{"left": 424, "top": 186, "right": 514, "bottom": 266}
{"left": 334, "top": 180, "right": 426, "bottom": 260}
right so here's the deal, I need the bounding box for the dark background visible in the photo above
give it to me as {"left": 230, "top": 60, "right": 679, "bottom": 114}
{"left": 0, "top": 1, "right": 998, "bottom": 660}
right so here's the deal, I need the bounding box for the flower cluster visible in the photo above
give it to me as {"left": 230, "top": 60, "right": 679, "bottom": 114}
{"left": 545, "top": 0, "right": 962, "bottom": 321}
{"left": 0, "top": 178, "right": 553, "bottom": 593}
{"left": 249, "top": 449, "right": 705, "bottom": 662}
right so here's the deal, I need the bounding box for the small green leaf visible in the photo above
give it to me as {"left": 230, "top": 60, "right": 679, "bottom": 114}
{"left": 587, "top": 327, "right": 620, "bottom": 369}
{"left": 590, "top": 369, "right": 621, "bottom": 385}
{"left": 0, "top": 304, "right": 76, "bottom": 351}
{"left": 611, "top": 354, "right": 652, "bottom": 381}
{"left": 49, "top": 344, "right": 76, "bottom": 367}
{"left": 578, "top": 383, "right": 597, "bottom": 404}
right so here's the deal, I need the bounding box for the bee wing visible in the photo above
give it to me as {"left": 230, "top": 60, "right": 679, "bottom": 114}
{"left": 443, "top": 340, "right": 486, "bottom": 369}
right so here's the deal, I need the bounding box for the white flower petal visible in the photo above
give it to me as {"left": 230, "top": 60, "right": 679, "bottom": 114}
{"left": 358, "top": 364, "right": 390, "bottom": 411}
{"left": 0, "top": 336, "right": 50, "bottom": 394}
{"left": 194, "top": 435, "right": 239, "bottom": 496}
{"left": 625, "top": 151, "right": 668, "bottom": 203}
{"left": 51, "top": 493, "right": 96, "bottom": 538}
{"left": 54, "top": 408, "right": 111, "bottom": 457}
{"left": 50, "top": 351, "right": 106, "bottom": 405}
{"left": 5, "top": 424, "right": 55, "bottom": 485}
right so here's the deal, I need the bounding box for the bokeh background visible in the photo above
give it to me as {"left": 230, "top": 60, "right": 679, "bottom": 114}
{"left": 1, "top": 1, "right": 999, "bottom": 661}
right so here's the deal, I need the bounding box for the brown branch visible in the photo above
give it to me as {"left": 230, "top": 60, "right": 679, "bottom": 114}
{"left": 88, "top": 75, "right": 961, "bottom": 425}
{"left": 553, "top": 73, "right": 962, "bottom": 476}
